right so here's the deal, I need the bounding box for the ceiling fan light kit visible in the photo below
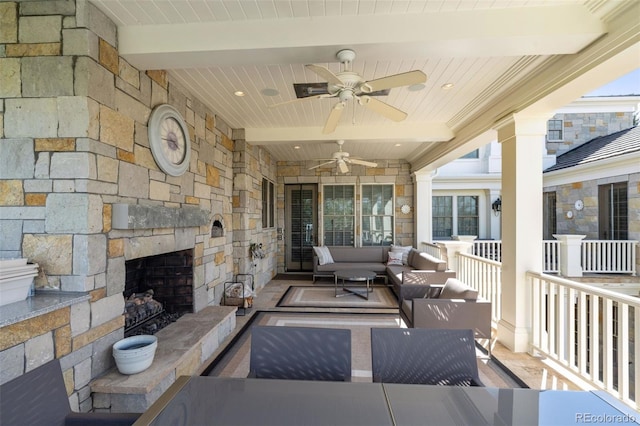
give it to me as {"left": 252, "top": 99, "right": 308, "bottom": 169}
{"left": 308, "top": 140, "right": 378, "bottom": 174}
{"left": 269, "top": 49, "right": 426, "bottom": 134}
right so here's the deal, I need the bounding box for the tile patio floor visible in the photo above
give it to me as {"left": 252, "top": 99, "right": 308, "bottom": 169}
{"left": 199, "top": 275, "right": 585, "bottom": 391}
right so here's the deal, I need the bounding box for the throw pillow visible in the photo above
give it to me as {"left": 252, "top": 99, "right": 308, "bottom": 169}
{"left": 386, "top": 251, "right": 403, "bottom": 266}
{"left": 313, "top": 246, "right": 334, "bottom": 266}
{"left": 391, "top": 245, "right": 412, "bottom": 265}
{"left": 439, "top": 278, "right": 478, "bottom": 300}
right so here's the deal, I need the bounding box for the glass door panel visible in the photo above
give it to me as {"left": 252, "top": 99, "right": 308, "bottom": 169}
{"left": 285, "top": 184, "right": 317, "bottom": 271}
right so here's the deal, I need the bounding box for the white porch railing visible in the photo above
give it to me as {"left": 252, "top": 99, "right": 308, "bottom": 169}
{"left": 457, "top": 252, "right": 502, "bottom": 326}
{"left": 420, "top": 241, "right": 442, "bottom": 259}
{"left": 471, "top": 239, "right": 637, "bottom": 275}
{"left": 456, "top": 254, "right": 639, "bottom": 410}
{"left": 542, "top": 240, "right": 560, "bottom": 273}
{"left": 528, "top": 272, "right": 639, "bottom": 410}
{"left": 582, "top": 240, "right": 638, "bottom": 275}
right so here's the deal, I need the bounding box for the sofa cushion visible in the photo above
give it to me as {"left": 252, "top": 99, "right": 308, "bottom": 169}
{"left": 410, "top": 251, "right": 447, "bottom": 272}
{"left": 328, "top": 246, "right": 388, "bottom": 263}
{"left": 313, "top": 246, "right": 334, "bottom": 265}
{"left": 317, "top": 262, "right": 388, "bottom": 273}
{"left": 386, "top": 251, "right": 403, "bottom": 266}
{"left": 438, "top": 278, "right": 478, "bottom": 300}
{"left": 391, "top": 245, "right": 412, "bottom": 265}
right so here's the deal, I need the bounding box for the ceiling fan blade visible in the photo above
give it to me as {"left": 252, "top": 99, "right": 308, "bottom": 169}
{"left": 347, "top": 158, "right": 378, "bottom": 168}
{"left": 337, "top": 159, "right": 349, "bottom": 174}
{"left": 361, "top": 70, "right": 426, "bottom": 93}
{"left": 268, "top": 93, "right": 334, "bottom": 108}
{"left": 358, "top": 96, "right": 407, "bottom": 122}
{"left": 306, "top": 64, "right": 343, "bottom": 86}
{"left": 308, "top": 160, "right": 336, "bottom": 170}
{"left": 322, "top": 102, "right": 345, "bottom": 134}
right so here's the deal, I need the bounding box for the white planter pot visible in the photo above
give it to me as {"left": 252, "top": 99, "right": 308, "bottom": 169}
{"left": 0, "top": 258, "right": 27, "bottom": 268}
{"left": 0, "top": 273, "right": 37, "bottom": 307}
{"left": 112, "top": 335, "right": 158, "bottom": 375}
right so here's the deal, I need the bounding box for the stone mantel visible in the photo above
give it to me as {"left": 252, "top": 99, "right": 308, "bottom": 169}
{"left": 112, "top": 204, "right": 211, "bottom": 230}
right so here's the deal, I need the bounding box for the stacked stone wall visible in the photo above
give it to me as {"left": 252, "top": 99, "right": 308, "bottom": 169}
{"left": 547, "top": 172, "right": 640, "bottom": 248}
{"left": 231, "top": 136, "right": 277, "bottom": 289}
{"left": 546, "top": 111, "right": 635, "bottom": 156}
{"left": 0, "top": 0, "right": 253, "bottom": 412}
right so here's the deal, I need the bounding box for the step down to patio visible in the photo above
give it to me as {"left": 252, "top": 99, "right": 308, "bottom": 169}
{"left": 91, "top": 306, "right": 237, "bottom": 413}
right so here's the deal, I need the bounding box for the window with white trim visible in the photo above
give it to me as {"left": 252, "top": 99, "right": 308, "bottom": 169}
{"left": 322, "top": 185, "right": 355, "bottom": 246}
{"left": 547, "top": 119, "right": 563, "bottom": 141}
{"left": 432, "top": 195, "right": 479, "bottom": 239}
{"left": 361, "top": 184, "right": 394, "bottom": 246}
{"left": 262, "top": 178, "right": 275, "bottom": 228}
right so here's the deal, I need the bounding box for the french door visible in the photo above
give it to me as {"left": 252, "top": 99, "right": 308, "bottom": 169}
{"left": 285, "top": 184, "right": 317, "bottom": 271}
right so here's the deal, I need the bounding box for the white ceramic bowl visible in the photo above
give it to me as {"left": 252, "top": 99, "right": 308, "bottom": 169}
{"left": 112, "top": 335, "right": 158, "bottom": 375}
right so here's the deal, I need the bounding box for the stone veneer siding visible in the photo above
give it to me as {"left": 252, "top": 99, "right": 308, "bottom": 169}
{"left": 546, "top": 172, "right": 640, "bottom": 268}
{"left": 0, "top": 0, "right": 273, "bottom": 412}
{"left": 275, "top": 159, "right": 414, "bottom": 274}
{"left": 546, "top": 111, "right": 636, "bottom": 156}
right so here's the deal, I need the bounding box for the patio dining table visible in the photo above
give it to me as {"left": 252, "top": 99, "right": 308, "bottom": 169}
{"left": 134, "top": 376, "right": 639, "bottom": 426}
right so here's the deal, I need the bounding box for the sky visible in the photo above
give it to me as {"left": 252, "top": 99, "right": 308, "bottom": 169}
{"left": 585, "top": 68, "right": 640, "bottom": 96}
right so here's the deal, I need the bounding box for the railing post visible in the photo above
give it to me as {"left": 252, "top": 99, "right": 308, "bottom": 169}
{"left": 553, "top": 234, "right": 587, "bottom": 277}
{"left": 437, "top": 236, "right": 476, "bottom": 274}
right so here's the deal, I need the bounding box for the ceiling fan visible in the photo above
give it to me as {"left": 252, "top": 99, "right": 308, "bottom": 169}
{"left": 308, "top": 140, "right": 377, "bottom": 174}
{"left": 269, "top": 49, "right": 427, "bottom": 134}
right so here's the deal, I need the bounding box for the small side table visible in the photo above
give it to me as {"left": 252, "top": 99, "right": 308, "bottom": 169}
{"left": 334, "top": 269, "right": 376, "bottom": 300}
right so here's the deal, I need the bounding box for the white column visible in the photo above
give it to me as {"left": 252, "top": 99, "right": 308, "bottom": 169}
{"left": 413, "top": 171, "right": 435, "bottom": 248}
{"left": 495, "top": 113, "right": 547, "bottom": 353}
{"left": 553, "top": 234, "right": 587, "bottom": 277}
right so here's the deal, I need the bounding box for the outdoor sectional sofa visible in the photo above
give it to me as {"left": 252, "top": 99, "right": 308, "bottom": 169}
{"left": 399, "top": 278, "right": 492, "bottom": 349}
{"left": 312, "top": 246, "right": 391, "bottom": 283}
{"left": 312, "top": 247, "right": 456, "bottom": 298}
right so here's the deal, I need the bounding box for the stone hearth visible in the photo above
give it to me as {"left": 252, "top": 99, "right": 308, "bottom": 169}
{"left": 91, "top": 306, "right": 236, "bottom": 413}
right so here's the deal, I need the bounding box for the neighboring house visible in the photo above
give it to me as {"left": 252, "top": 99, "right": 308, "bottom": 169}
{"left": 543, "top": 125, "right": 640, "bottom": 242}
{"left": 431, "top": 96, "right": 640, "bottom": 243}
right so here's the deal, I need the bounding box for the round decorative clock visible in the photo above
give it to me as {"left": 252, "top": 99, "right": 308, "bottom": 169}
{"left": 574, "top": 200, "right": 584, "bottom": 211}
{"left": 148, "top": 104, "right": 191, "bottom": 176}
{"left": 401, "top": 204, "right": 411, "bottom": 214}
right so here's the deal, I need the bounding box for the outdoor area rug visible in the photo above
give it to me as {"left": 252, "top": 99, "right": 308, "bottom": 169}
{"left": 276, "top": 285, "right": 397, "bottom": 309}
{"left": 204, "top": 311, "right": 523, "bottom": 388}
{"left": 205, "top": 311, "right": 403, "bottom": 382}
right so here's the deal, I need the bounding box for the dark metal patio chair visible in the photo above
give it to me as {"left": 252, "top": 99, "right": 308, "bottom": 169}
{"left": 249, "top": 325, "right": 352, "bottom": 381}
{"left": 370, "top": 328, "right": 484, "bottom": 386}
{"left": 0, "top": 359, "right": 140, "bottom": 426}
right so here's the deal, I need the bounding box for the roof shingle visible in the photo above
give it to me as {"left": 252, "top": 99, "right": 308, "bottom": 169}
{"left": 544, "top": 126, "right": 640, "bottom": 173}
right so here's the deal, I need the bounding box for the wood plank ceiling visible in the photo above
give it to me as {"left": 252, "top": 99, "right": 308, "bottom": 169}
{"left": 88, "top": 0, "right": 637, "bottom": 168}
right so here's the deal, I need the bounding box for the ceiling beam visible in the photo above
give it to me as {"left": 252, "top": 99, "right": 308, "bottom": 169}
{"left": 244, "top": 122, "right": 455, "bottom": 144}
{"left": 118, "top": 5, "right": 603, "bottom": 70}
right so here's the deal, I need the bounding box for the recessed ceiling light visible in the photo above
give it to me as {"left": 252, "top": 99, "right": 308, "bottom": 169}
{"left": 407, "top": 83, "right": 425, "bottom": 92}
{"left": 441, "top": 83, "right": 454, "bottom": 90}
{"left": 395, "top": 143, "right": 402, "bottom": 147}
{"left": 234, "top": 91, "right": 245, "bottom": 97}
{"left": 294, "top": 145, "right": 300, "bottom": 149}
{"left": 261, "top": 88, "right": 280, "bottom": 97}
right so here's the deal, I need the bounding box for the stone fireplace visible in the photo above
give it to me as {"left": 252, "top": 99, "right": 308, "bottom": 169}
{"left": 0, "top": 0, "right": 276, "bottom": 414}
{"left": 123, "top": 249, "right": 194, "bottom": 336}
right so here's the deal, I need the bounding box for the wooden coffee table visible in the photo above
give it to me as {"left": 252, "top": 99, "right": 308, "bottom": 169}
{"left": 334, "top": 269, "right": 376, "bottom": 300}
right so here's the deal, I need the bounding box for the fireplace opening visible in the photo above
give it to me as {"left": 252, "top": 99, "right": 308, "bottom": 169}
{"left": 124, "top": 249, "right": 194, "bottom": 337}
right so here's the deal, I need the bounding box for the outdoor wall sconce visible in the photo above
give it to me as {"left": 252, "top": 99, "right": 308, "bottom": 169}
{"left": 492, "top": 197, "right": 502, "bottom": 215}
